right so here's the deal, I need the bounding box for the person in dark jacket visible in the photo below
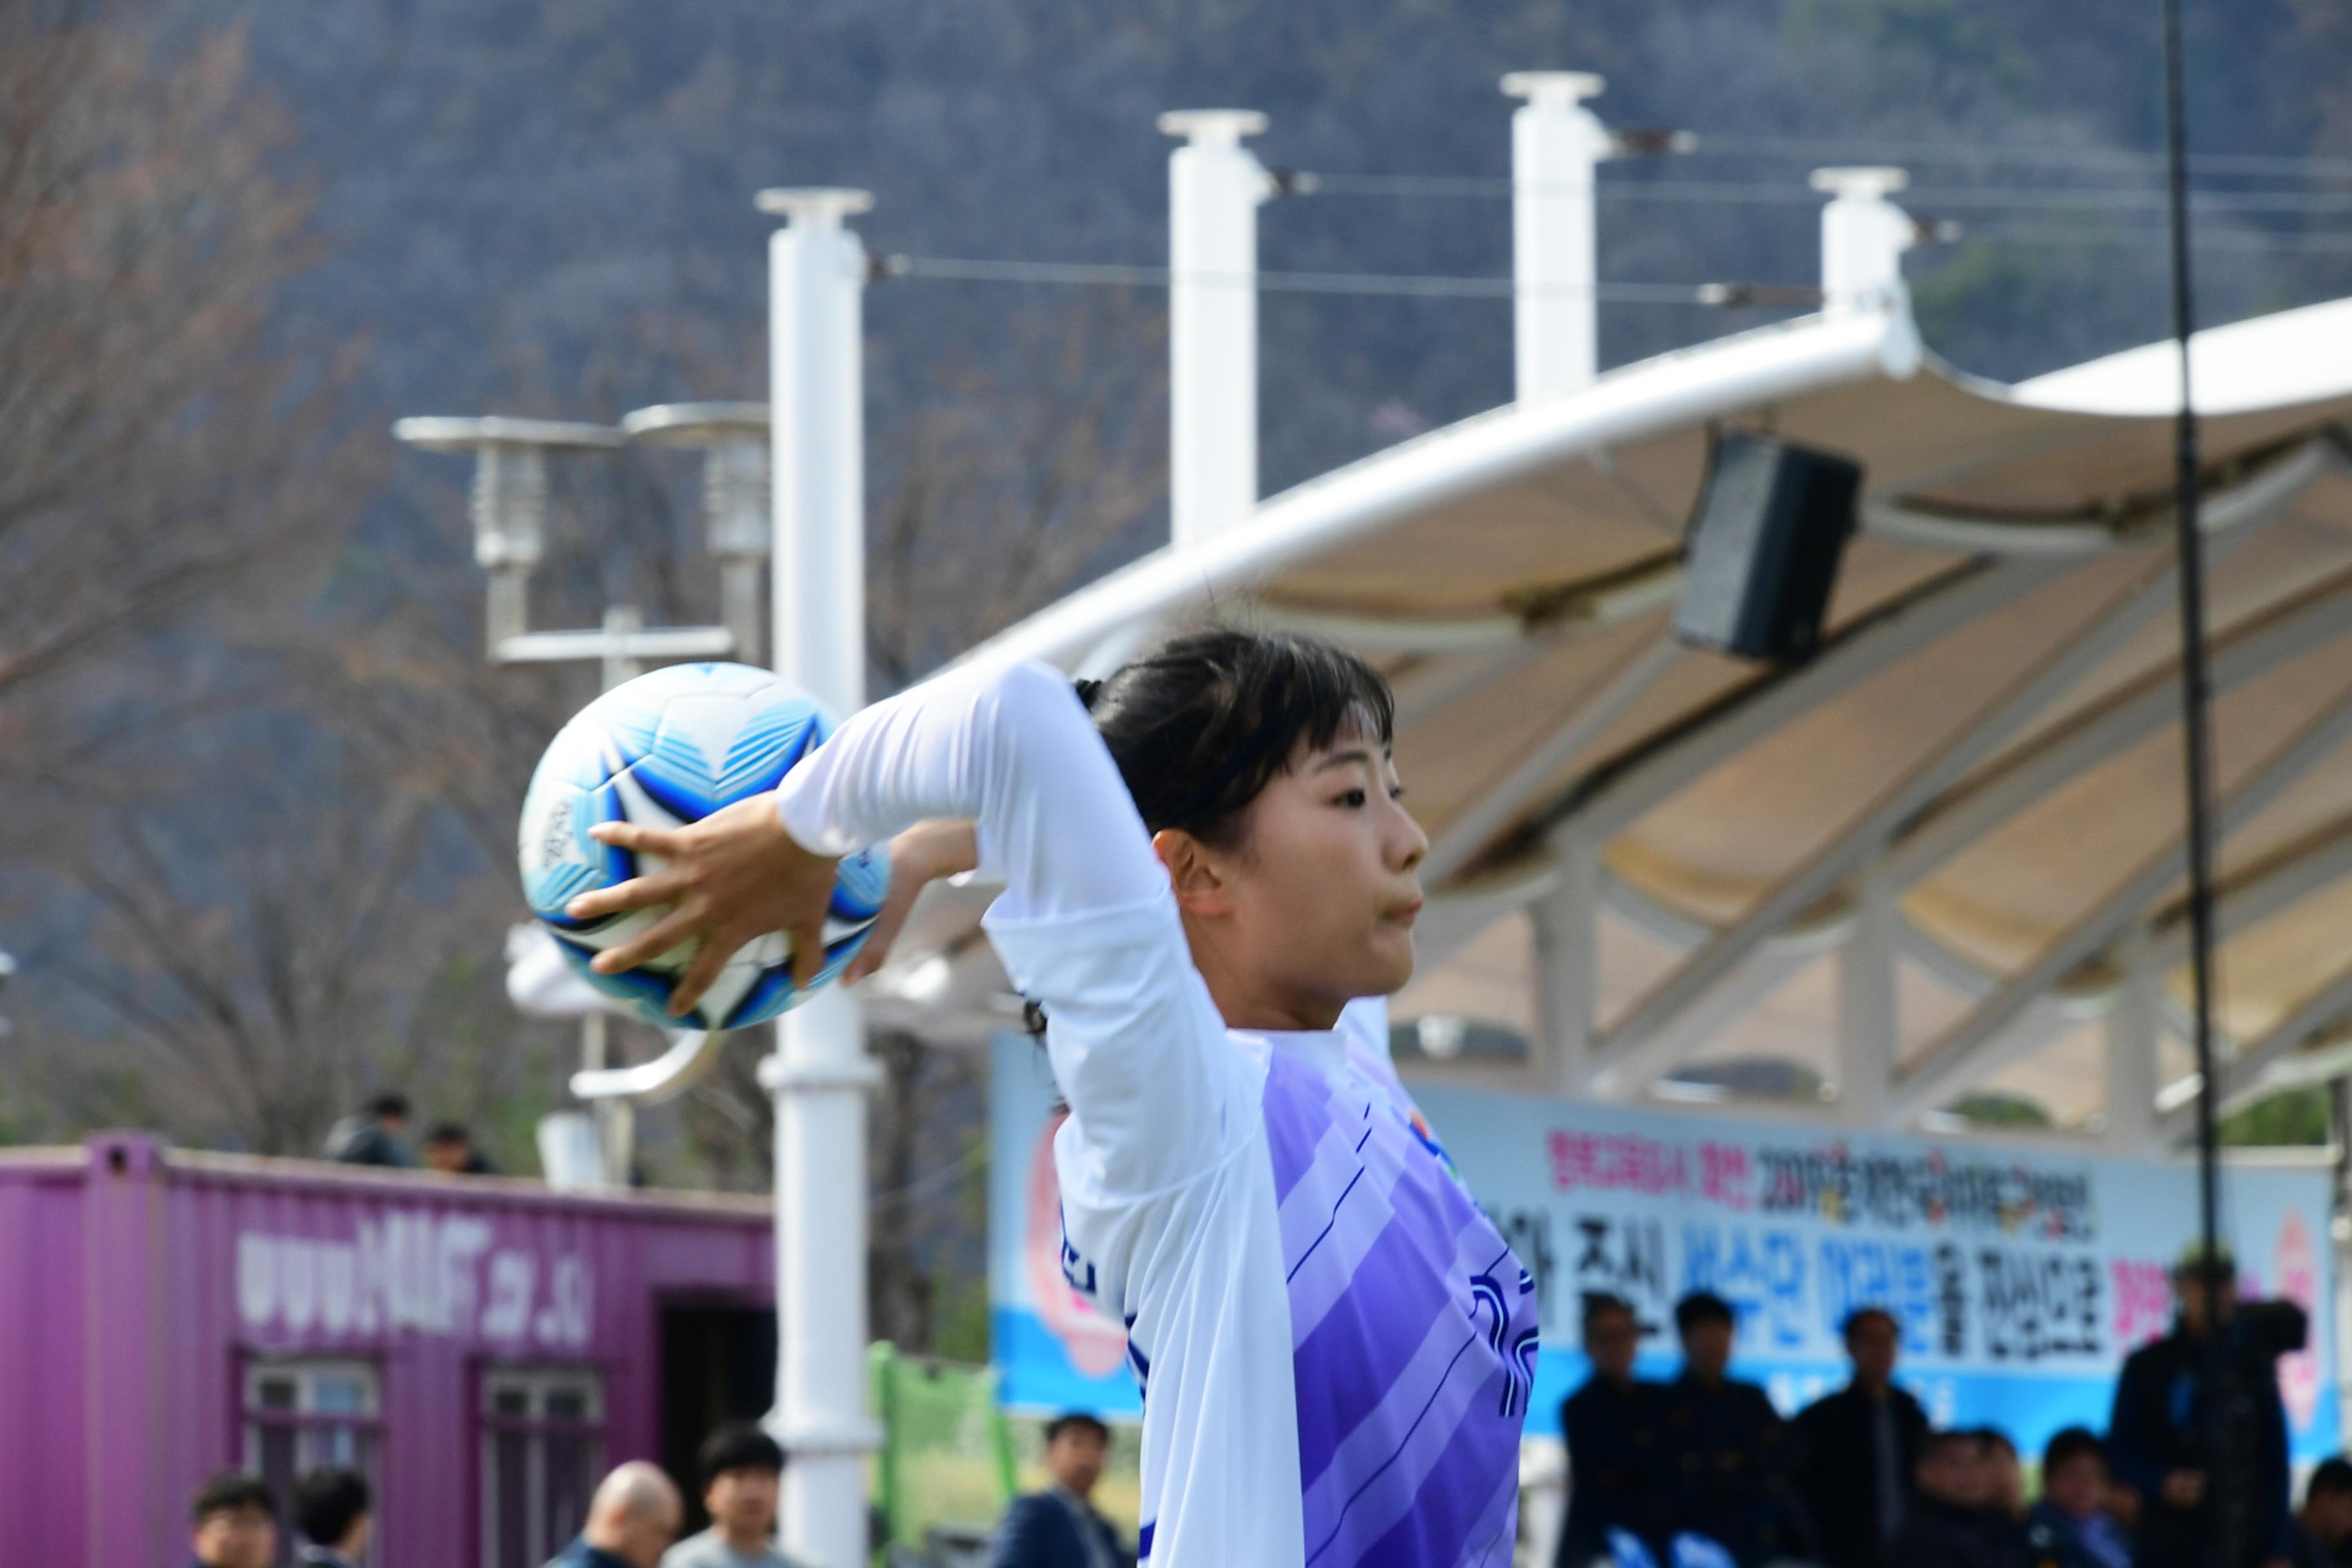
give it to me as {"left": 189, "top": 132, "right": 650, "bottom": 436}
{"left": 1885, "top": 1430, "right": 2026, "bottom": 1568}
{"left": 1793, "top": 1306, "right": 1929, "bottom": 1568}
{"left": 422, "top": 1121, "right": 497, "bottom": 1175}
{"left": 1653, "top": 1291, "right": 1801, "bottom": 1568}
{"left": 2106, "top": 1247, "right": 2291, "bottom": 1568}
{"left": 323, "top": 1092, "right": 413, "bottom": 1168}
{"left": 1556, "top": 1293, "right": 1659, "bottom": 1568}
{"left": 2283, "top": 1458, "right": 2352, "bottom": 1568}
{"left": 990, "top": 1412, "right": 1131, "bottom": 1568}
{"left": 291, "top": 1468, "right": 371, "bottom": 1568}
{"left": 2024, "top": 1427, "right": 2132, "bottom": 1568}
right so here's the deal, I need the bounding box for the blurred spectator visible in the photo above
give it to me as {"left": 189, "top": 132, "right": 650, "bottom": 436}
{"left": 989, "top": 1412, "right": 1132, "bottom": 1568}
{"left": 1654, "top": 1291, "right": 1801, "bottom": 1568}
{"left": 2285, "top": 1458, "right": 2352, "bottom": 1568}
{"left": 662, "top": 1421, "right": 812, "bottom": 1568}
{"left": 1885, "top": 1430, "right": 2021, "bottom": 1568}
{"left": 190, "top": 1471, "right": 278, "bottom": 1568}
{"left": 2108, "top": 1246, "right": 2290, "bottom": 1568}
{"left": 1979, "top": 1429, "right": 2026, "bottom": 1518}
{"left": 2025, "top": 1427, "right": 2132, "bottom": 1568}
{"left": 291, "top": 1467, "right": 371, "bottom": 1568}
{"left": 422, "top": 1122, "right": 496, "bottom": 1176}
{"left": 1556, "top": 1293, "right": 1657, "bottom": 1568}
{"left": 1793, "top": 1306, "right": 1928, "bottom": 1568}
{"left": 551, "top": 1462, "right": 681, "bottom": 1568}
{"left": 324, "top": 1093, "right": 413, "bottom": 1168}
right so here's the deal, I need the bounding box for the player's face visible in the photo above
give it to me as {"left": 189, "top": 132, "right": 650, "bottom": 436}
{"left": 1223, "top": 721, "right": 1427, "bottom": 1012}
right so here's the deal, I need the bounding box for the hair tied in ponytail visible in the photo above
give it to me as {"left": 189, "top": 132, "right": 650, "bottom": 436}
{"left": 1072, "top": 677, "right": 1104, "bottom": 710}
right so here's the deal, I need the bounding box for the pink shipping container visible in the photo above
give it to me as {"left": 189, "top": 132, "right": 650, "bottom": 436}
{"left": 0, "top": 1132, "right": 779, "bottom": 1568}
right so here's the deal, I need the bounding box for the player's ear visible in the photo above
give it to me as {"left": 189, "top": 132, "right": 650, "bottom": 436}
{"left": 1153, "top": 828, "right": 1235, "bottom": 916}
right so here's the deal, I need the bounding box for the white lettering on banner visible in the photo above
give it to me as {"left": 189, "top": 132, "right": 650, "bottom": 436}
{"left": 233, "top": 1215, "right": 591, "bottom": 1349}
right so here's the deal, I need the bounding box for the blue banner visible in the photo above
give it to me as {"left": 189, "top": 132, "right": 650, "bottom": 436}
{"left": 989, "top": 1035, "right": 2338, "bottom": 1457}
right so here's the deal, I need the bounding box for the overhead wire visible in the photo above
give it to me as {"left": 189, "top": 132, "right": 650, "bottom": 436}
{"left": 876, "top": 254, "right": 1807, "bottom": 304}
{"left": 1291, "top": 171, "right": 2352, "bottom": 215}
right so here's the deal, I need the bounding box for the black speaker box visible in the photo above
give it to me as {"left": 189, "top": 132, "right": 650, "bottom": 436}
{"left": 1673, "top": 433, "right": 1863, "bottom": 663}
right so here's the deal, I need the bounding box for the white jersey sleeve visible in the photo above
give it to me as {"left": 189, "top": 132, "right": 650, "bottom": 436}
{"left": 775, "top": 659, "right": 1256, "bottom": 1197}
{"left": 778, "top": 660, "right": 1304, "bottom": 1565}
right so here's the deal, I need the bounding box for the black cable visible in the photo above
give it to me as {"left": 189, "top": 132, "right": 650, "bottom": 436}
{"left": 2159, "top": 2, "right": 2234, "bottom": 1565}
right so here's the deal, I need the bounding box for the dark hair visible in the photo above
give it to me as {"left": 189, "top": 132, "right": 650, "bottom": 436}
{"left": 1919, "top": 1429, "right": 1983, "bottom": 1465}
{"left": 2309, "top": 1458, "right": 2352, "bottom": 1503}
{"left": 291, "top": 1468, "right": 369, "bottom": 1546}
{"left": 1022, "top": 629, "right": 1398, "bottom": 1038}
{"left": 1581, "top": 1293, "right": 1637, "bottom": 1335}
{"left": 191, "top": 1469, "right": 275, "bottom": 1524}
{"left": 1842, "top": 1306, "right": 1899, "bottom": 1342}
{"left": 1046, "top": 1411, "right": 1111, "bottom": 1445}
{"left": 1674, "top": 1290, "right": 1735, "bottom": 1335}
{"left": 1081, "top": 628, "right": 1395, "bottom": 849}
{"left": 698, "top": 1420, "right": 785, "bottom": 1487}
{"left": 366, "top": 1092, "right": 410, "bottom": 1121}
{"left": 1974, "top": 1426, "right": 2017, "bottom": 1457}
{"left": 2041, "top": 1427, "right": 2104, "bottom": 1476}
{"left": 423, "top": 1122, "right": 470, "bottom": 1146}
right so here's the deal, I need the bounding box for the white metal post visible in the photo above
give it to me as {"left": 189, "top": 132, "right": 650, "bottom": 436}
{"left": 1838, "top": 858, "right": 1899, "bottom": 1125}
{"left": 1160, "top": 109, "right": 1271, "bottom": 549}
{"left": 1502, "top": 72, "right": 1609, "bottom": 402}
{"left": 2105, "top": 928, "right": 2162, "bottom": 1151}
{"left": 1531, "top": 836, "right": 1599, "bottom": 1097}
{"left": 1812, "top": 166, "right": 1916, "bottom": 318}
{"left": 759, "top": 184, "right": 882, "bottom": 1568}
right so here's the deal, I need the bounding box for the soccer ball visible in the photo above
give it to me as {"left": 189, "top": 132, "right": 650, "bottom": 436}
{"left": 517, "top": 662, "right": 890, "bottom": 1031}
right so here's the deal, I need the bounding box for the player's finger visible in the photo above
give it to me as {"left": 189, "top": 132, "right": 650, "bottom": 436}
{"left": 843, "top": 881, "right": 923, "bottom": 984}
{"left": 586, "top": 819, "right": 687, "bottom": 857}
{"left": 590, "top": 901, "right": 704, "bottom": 974}
{"left": 787, "top": 916, "right": 828, "bottom": 991}
{"left": 565, "top": 865, "right": 687, "bottom": 921}
{"left": 667, "top": 932, "right": 739, "bottom": 1017}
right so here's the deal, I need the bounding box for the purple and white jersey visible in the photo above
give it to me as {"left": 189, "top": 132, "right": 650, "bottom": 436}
{"left": 778, "top": 660, "right": 1534, "bottom": 1567}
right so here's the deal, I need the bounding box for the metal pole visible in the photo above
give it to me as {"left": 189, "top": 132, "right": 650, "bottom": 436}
{"left": 758, "top": 183, "right": 881, "bottom": 1568}
{"left": 2159, "top": 4, "right": 2234, "bottom": 1563}
{"left": 1159, "top": 109, "right": 1269, "bottom": 549}
{"left": 1502, "top": 72, "right": 1607, "bottom": 401}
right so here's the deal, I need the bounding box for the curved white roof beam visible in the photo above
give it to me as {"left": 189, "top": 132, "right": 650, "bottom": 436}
{"left": 2159, "top": 961, "right": 2352, "bottom": 1134}
{"left": 1560, "top": 443, "right": 2328, "bottom": 1097}
{"left": 2014, "top": 295, "right": 2352, "bottom": 418}
{"left": 954, "top": 309, "right": 1921, "bottom": 676}
{"left": 1889, "top": 536, "right": 2352, "bottom": 887}
{"left": 1891, "top": 679, "right": 2352, "bottom": 1121}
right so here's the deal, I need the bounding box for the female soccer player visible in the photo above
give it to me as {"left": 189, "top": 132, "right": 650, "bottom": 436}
{"left": 569, "top": 631, "right": 1536, "bottom": 1566}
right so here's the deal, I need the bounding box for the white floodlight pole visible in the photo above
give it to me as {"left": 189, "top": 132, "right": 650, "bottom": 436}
{"left": 621, "top": 402, "right": 776, "bottom": 666}
{"left": 757, "top": 184, "right": 880, "bottom": 1568}
{"left": 1502, "top": 72, "right": 1610, "bottom": 401}
{"left": 1160, "top": 109, "right": 1271, "bottom": 548}
{"left": 1812, "top": 166, "right": 1917, "bottom": 318}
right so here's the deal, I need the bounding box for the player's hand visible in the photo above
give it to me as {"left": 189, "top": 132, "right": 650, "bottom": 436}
{"left": 564, "top": 792, "right": 839, "bottom": 1015}
{"left": 844, "top": 819, "right": 979, "bottom": 985}
{"left": 2161, "top": 1469, "right": 2206, "bottom": 1507}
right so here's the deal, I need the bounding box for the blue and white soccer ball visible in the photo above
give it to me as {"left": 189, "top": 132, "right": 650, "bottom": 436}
{"left": 517, "top": 662, "right": 890, "bottom": 1031}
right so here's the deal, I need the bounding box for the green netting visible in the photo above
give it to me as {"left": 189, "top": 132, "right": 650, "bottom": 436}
{"left": 869, "top": 1343, "right": 1019, "bottom": 1547}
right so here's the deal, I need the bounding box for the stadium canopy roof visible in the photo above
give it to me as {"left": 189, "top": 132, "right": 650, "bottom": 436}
{"left": 877, "top": 282, "right": 2352, "bottom": 1150}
